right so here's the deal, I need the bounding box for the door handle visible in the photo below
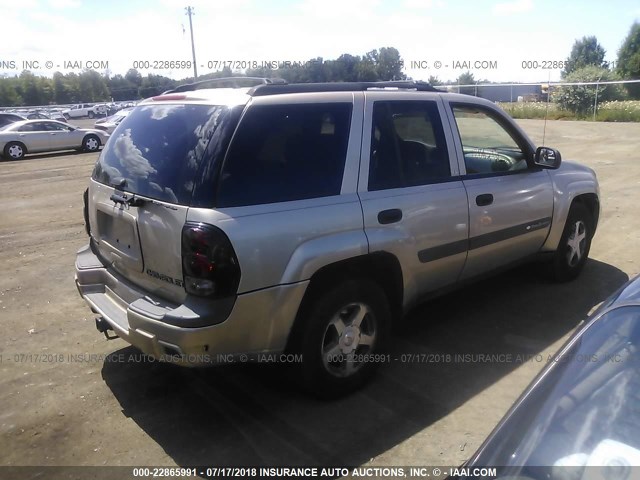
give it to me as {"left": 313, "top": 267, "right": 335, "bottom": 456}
{"left": 476, "top": 194, "right": 494, "bottom": 206}
{"left": 378, "top": 208, "right": 403, "bottom": 225}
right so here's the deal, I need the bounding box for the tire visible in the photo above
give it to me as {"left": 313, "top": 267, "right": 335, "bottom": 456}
{"left": 295, "top": 278, "right": 391, "bottom": 399}
{"left": 3, "top": 142, "right": 26, "bottom": 160}
{"left": 88, "top": 111, "right": 95, "bottom": 119}
{"left": 82, "top": 135, "right": 101, "bottom": 152}
{"left": 551, "top": 203, "right": 593, "bottom": 282}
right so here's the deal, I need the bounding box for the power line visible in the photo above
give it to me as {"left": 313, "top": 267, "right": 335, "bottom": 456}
{"left": 441, "top": 79, "right": 640, "bottom": 88}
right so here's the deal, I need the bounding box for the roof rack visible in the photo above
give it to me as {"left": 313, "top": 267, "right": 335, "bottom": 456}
{"left": 248, "top": 80, "right": 439, "bottom": 96}
{"left": 164, "top": 77, "right": 287, "bottom": 94}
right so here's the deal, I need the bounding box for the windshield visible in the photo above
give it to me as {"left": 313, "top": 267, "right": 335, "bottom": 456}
{"left": 469, "top": 305, "right": 640, "bottom": 478}
{"left": 92, "top": 103, "right": 240, "bottom": 205}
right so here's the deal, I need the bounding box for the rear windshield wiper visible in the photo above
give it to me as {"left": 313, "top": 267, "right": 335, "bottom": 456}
{"left": 110, "top": 192, "right": 146, "bottom": 208}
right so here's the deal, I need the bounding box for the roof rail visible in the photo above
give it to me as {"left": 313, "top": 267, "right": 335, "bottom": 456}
{"left": 248, "top": 80, "right": 439, "bottom": 96}
{"left": 164, "top": 77, "right": 287, "bottom": 94}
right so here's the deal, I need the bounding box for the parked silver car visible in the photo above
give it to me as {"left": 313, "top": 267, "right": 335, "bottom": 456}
{"left": 457, "top": 274, "right": 640, "bottom": 479}
{"left": 0, "top": 112, "right": 27, "bottom": 127}
{"left": 0, "top": 120, "right": 109, "bottom": 160}
{"left": 75, "top": 79, "right": 600, "bottom": 397}
{"left": 93, "top": 108, "right": 133, "bottom": 134}
{"left": 26, "top": 110, "right": 68, "bottom": 123}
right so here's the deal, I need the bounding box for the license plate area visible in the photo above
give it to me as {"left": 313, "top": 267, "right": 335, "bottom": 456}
{"left": 95, "top": 203, "right": 144, "bottom": 273}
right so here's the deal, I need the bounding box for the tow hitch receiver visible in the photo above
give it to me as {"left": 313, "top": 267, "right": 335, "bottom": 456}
{"left": 95, "top": 318, "right": 118, "bottom": 340}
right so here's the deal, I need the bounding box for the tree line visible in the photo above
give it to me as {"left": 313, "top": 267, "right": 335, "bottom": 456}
{"left": 0, "top": 47, "right": 409, "bottom": 106}
{"left": 1, "top": 22, "right": 639, "bottom": 108}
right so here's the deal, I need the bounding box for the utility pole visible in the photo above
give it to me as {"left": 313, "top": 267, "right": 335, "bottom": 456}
{"left": 593, "top": 73, "right": 603, "bottom": 121}
{"left": 185, "top": 6, "right": 198, "bottom": 79}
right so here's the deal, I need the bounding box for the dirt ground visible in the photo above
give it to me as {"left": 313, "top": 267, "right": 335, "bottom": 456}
{"left": 0, "top": 119, "right": 638, "bottom": 479}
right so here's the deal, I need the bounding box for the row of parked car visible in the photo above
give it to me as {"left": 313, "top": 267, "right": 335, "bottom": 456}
{"left": 0, "top": 103, "right": 136, "bottom": 160}
{"left": 0, "top": 110, "right": 67, "bottom": 127}
{"left": 1, "top": 101, "right": 137, "bottom": 123}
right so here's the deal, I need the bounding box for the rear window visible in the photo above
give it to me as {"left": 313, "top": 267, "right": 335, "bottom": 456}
{"left": 217, "top": 103, "right": 352, "bottom": 207}
{"left": 92, "top": 104, "right": 236, "bottom": 205}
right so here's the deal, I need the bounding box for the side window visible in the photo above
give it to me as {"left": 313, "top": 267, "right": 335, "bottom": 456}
{"left": 369, "top": 101, "right": 450, "bottom": 191}
{"left": 217, "top": 103, "right": 352, "bottom": 207}
{"left": 28, "top": 122, "right": 47, "bottom": 131}
{"left": 452, "top": 106, "right": 530, "bottom": 175}
{"left": 17, "top": 124, "right": 34, "bottom": 132}
{"left": 43, "top": 122, "right": 66, "bottom": 131}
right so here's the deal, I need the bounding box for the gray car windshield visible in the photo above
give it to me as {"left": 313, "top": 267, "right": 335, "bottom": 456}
{"left": 92, "top": 103, "right": 233, "bottom": 205}
{"left": 469, "top": 305, "right": 640, "bottom": 478}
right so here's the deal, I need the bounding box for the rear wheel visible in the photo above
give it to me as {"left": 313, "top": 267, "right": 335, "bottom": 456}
{"left": 82, "top": 135, "right": 101, "bottom": 152}
{"left": 551, "top": 203, "right": 593, "bottom": 281}
{"left": 88, "top": 111, "right": 95, "bottom": 119}
{"left": 3, "top": 142, "right": 26, "bottom": 160}
{"left": 296, "top": 279, "right": 390, "bottom": 398}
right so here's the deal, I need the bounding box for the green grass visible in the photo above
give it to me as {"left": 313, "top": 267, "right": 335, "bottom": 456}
{"left": 595, "top": 101, "right": 640, "bottom": 122}
{"left": 497, "top": 100, "right": 640, "bottom": 122}
{"left": 497, "top": 102, "right": 573, "bottom": 120}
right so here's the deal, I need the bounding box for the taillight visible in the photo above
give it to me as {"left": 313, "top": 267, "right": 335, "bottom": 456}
{"left": 181, "top": 223, "right": 240, "bottom": 298}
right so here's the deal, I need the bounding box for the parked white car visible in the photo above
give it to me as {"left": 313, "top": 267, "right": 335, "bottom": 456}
{"left": 62, "top": 103, "right": 108, "bottom": 119}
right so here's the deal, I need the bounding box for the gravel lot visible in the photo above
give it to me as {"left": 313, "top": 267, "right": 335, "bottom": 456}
{"left": 0, "top": 119, "right": 638, "bottom": 478}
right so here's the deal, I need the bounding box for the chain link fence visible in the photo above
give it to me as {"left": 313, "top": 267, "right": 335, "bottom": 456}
{"left": 441, "top": 79, "right": 640, "bottom": 121}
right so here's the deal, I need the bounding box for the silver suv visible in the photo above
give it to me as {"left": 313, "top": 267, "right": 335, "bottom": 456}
{"left": 75, "top": 79, "right": 600, "bottom": 397}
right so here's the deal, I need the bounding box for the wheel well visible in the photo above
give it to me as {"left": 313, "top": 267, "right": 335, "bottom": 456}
{"left": 572, "top": 193, "right": 599, "bottom": 232}
{"left": 284, "top": 252, "right": 404, "bottom": 353}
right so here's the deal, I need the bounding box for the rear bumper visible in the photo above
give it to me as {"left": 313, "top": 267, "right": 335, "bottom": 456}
{"left": 75, "top": 242, "right": 308, "bottom": 366}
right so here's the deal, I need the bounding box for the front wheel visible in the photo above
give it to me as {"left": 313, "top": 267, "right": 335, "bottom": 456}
{"left": 296, "top": 279, "right": 390, "bottom": 398}
{"left": 3, "top": 142, "right": 26, "bottom": 160}
{"left": 82, "top": 135, "right": 101, "bottom": 152}
{"left": 551, "top": 203, "right": 593, "bottom": 282}
{"left": 88, "top": 111, "right": 95, "bottom": 119}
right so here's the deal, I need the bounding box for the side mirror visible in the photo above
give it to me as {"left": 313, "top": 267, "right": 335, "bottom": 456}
{"left": 534, "top": 146, "right": 562, "bottom": 169}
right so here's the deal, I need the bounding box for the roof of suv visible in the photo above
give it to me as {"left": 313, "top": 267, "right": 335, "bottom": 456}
{"left": 144, "top": 77, "right": 443, "bottom": 107}
{"left": 138, "top": 88, "right": 254, "bottom": 107}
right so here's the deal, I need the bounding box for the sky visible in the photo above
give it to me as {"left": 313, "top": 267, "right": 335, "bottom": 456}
{"left": 1, "top": 0, "right": 638, "bottom": 83}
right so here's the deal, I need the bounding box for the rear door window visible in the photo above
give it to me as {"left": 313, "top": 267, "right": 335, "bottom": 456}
{"left": 369, "top": 101, "right": 451, "bottom": 191}
{"left": 92, "top": 104, "right": 236, "bottom": 205}
{"left": 43, "top": 122, "right": 68, "bottom": 131}
{"left": 216, "top": 103, "right": 352, "bottom": 207}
